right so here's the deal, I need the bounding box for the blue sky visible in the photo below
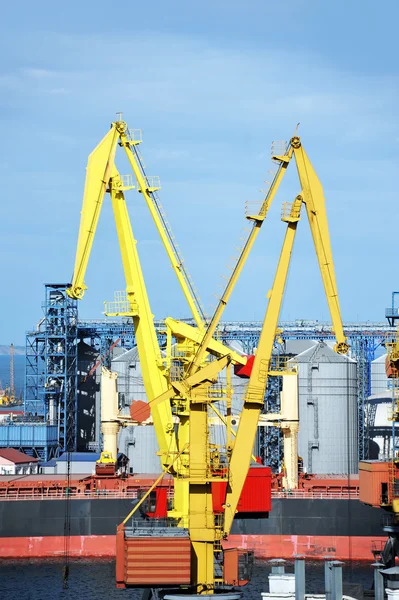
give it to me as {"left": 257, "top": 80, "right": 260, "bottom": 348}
{"left": 1, "top": 1, "right": 399, "bottom": 344}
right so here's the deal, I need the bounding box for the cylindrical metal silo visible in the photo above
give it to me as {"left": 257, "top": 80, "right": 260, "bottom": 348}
{"left": 371, "top": 354, "right": 389, "bottom": 395}
{"left": 292, "top": 342, "right": 358, "bottom": 475}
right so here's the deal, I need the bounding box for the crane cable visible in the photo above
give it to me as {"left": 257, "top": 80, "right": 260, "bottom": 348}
{"left": 131, "top": 143, "right": 206, "bottom": 323}
{"left": 62, "top": 449, "right": 72, "bottom": 588}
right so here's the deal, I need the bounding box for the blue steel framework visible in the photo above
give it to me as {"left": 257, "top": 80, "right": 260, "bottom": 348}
{"left": 79, "top": 318, "right": 394, "bottom": 464}
{"left": 24, "top": 284, "right": 78, "bottom": 457}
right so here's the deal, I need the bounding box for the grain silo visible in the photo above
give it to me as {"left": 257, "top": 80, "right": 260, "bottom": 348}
{"left": 371, "top": 354, "right": 389, "bottom": 395}
{"left": 111, "top": 347, "right": 160, "bottom": 473}
{"left": 292, "top": 342, "right": 358, "bottom": 475}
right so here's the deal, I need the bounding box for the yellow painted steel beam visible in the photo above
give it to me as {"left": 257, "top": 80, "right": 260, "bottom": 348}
{"left": 189, "top": 399, "right": 216, "bottom": 593}
{"left": 67, "top": 125, "right": 120, "bottom": 299}
{"left": 149, "top": 355, "right": 231, "bottom": 411}
{"left": 291, "top": 136, "right": 348, "bottom": 354}
{"left": 165, "top": 317, "right": 246, "bottom": 365}
{"left": 223, "top": 207, "right": 301, "bottom": 535}
{"left": 109, "top": 173, "right": 178, "bottom": 468}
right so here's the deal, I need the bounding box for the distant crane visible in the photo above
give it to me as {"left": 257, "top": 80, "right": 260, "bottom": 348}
{"left": 0, "top": 344, "right": 16, "bottom": 406}
{"left": 10, "top": 343, "right": 15, "bottom": 398}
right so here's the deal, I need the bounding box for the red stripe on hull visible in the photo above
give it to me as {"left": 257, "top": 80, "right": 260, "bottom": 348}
{"left": 0, "top": 534, "right": 385, "bottom": 560}
{"left": 223, "top": 535, "right": 386, "bottom": 561}
{"left": 0, "top": 535, "right": 116, "bottom": 558}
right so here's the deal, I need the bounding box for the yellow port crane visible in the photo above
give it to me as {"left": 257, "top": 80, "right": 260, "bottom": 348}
{"left": 0, "top": 344, "right": 16, "bottom": 406}
{"left": 68, "top": 118, "right": 347, "bottom": 595}
{"left": 142, "top": 134, "right": 348, "bottom": 593}
{"left": 67, "top": 117, "right": 246, "bottom": 518}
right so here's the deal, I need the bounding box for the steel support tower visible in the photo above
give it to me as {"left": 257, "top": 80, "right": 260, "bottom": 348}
{"left": 25, "top": 284, "right": 78, "bottom": 454}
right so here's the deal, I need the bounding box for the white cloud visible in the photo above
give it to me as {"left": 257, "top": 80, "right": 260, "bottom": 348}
{"left": 23, "top": 68, "right": 54, "bottom": 79}
{"left": 8, "top": 31, "right": 398, "bottom": 143}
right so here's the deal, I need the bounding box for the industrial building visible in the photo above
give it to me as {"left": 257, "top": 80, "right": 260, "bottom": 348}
{"left": 0, "top": 449, "right": 39, "bottom": 475}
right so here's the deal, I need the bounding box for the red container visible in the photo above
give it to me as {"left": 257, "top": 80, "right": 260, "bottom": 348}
{"left": 116, "top": 525, "right": 191, "bottom": 588}
{"left": 212, "top": 466, "right": 272, "bottom": 514}
{"left": 359, "top": 461, "right": 390, "bottom": 507}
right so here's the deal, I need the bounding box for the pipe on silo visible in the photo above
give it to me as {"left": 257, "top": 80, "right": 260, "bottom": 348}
{"left": 100, "top": 367, "right": 120, "bottom": 461}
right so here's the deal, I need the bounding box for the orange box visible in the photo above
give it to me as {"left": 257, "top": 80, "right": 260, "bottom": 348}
{"left": 116, "top": 526, "right": 191, "bottom": 588}
{"left": 223, "top": 548, "right": 253, "bottom": 586}
{"left": 359, "top": 461, "right": 390, "bottom": 507}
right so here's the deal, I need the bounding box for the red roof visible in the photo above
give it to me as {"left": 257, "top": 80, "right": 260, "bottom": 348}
{"left": 0, "top": 449, "right": 38, "bottom": 464}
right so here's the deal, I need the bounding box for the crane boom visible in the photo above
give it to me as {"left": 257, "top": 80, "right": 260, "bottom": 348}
{"left": 224, "top": 137, "right": 348, "bottom": 534}
{"left": 291, "top": 137, "right": 348, "bottom": 353}
{"left": 223, "top": 198, "right": 301, "bottom": 534}
{"left": 67, "top": 125, "right": 120, "bottom": 299}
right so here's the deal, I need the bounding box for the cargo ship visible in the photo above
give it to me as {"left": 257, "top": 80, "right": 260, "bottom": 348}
{"left": 0, "top": 468, "right": 385, "bottom": 561}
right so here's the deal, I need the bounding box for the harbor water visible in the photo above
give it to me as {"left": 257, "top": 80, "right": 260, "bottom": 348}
{"left": 0, "top": 559, "right": 374, "bottom": 600}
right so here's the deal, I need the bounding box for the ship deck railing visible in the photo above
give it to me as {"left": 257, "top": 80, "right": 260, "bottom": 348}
{"left": 0, "top": 489, "right": 359, "bottom": 501}
{"left": 271, "top": 489, "right": 360, "bottom": 499}
{"left": 0, "top": 490, "right": 141, "bottom": 501}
